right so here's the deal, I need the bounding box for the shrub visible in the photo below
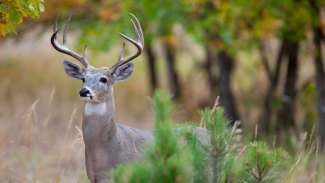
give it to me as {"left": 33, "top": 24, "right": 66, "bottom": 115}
{"left": 113, "top": 91, "right": 289, "bottom": 183}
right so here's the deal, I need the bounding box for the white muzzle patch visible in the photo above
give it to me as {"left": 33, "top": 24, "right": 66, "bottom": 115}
{"left": 85, "top": 102, "right": 106, "bottom": 115}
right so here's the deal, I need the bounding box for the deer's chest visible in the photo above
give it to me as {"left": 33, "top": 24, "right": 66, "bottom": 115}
{"left": 85, "top": 135, "right": 140, "bottom": 174}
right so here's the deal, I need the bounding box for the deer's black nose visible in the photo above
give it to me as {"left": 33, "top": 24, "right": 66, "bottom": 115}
{"left": 79, "top": 88, "right": 90, "bottom": 97}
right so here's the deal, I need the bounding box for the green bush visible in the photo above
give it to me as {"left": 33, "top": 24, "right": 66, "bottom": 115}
{"left": 112, "top": 91, "right": 297, "bottom": 183}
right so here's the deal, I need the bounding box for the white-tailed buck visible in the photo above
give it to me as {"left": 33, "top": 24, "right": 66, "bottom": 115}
{"left": 51, "top": 15, "right": 154, "bottom": 183}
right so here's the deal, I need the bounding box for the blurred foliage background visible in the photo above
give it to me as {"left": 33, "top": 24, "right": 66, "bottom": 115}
{"left": 0, "top": 0, "right": 325, "bottom": 182}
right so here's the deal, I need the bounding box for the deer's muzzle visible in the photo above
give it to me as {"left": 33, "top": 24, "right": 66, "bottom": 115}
{"left": 80, "top": 88, "right": 91, "bottom": 98}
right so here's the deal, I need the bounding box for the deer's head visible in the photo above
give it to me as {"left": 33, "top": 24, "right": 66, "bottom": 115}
{"left": 51, "top": 15, "right": 144, "bottom": 103}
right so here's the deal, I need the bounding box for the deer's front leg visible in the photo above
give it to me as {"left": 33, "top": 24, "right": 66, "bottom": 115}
{"left": 85, "top": 148, "right": 97, "bottom": 183}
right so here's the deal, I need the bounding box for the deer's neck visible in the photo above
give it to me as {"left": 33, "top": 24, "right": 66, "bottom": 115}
{"left": 82, "top": 90, "right": 116, "bottom": 144}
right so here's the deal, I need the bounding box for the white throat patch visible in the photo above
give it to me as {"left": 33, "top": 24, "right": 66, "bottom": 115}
{"left": 85, "top": 102, "right": 107, "bottom": 115}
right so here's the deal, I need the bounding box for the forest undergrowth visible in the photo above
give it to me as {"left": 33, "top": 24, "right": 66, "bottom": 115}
{"left": 113, "top": 91, "right": 325, "bottom": 183}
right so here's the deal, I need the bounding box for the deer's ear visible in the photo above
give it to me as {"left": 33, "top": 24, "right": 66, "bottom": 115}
{"left": 112, "top": 63, "right": 134, "bottom": 82}
{"left": 63, "top": 60, "right": 84, "bottom": 80}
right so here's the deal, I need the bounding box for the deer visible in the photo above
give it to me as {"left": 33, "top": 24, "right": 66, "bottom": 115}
{"left": 51, "top": 15, "right": 154, "bottom": 183}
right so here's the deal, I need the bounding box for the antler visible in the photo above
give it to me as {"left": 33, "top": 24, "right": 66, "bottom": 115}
{"left": 110, "top": 14, "right": 144, "bottom": 73}
{"left": 51, "top": 16, "right": 90, "bottom": 68}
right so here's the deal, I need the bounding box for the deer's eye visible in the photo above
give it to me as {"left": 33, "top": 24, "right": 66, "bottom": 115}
{"left": 82, "top": 78, "right": 85, "bottom": 83}
{"left": 99, "top": 77, "right": 107, "bottom": 83}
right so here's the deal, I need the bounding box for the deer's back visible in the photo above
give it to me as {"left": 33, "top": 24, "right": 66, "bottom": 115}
{"left": 114, "top": 123, "right": 154, "bottom": 160}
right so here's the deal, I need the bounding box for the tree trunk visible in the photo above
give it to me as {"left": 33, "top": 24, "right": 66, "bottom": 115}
{"left": 259, "top": 41, "right": 287, "bottom": 134}
{"left": 217, "top": 50, "right": 240, "bottom": 124}
{"left": 162, "top": 42, "right": 181, "bottom": 99}
{"left": 309, "top": 0, "right": 325, "bottom": 149}
{"left": 144, "top": 43, "right": 159, "bottom": 95}
{"left": 276, "top": 41, "right": 300, "bottom": 132}
{"left": 313, "top": 25, "right": 325, "bottom": 150}
{"left": 204, "top": 45, "right": 218, "bottom": 98}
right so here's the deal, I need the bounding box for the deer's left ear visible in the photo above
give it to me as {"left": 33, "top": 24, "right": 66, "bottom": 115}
{"left": 112, "top": 63, "right": 134, "bottom": 82}
{"left": 63, "top": 60, "right": 84, "bottom": 80}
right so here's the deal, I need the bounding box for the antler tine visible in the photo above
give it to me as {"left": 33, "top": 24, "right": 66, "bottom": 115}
{"left": 83, "top": 46, "right": 88, "bottom": 59}
{"left": 62, "top": 14, "right": 71, "bottom": 45}
{"left": 50, "top": 16, "right": 90, "bottom": 68}
{"left": 111, "top": 14, "right": 144, "bottom": 73}
{"left": 54, "top": 17, "right": 58, "bottom": 33}
{"left": 118, "top": 42, "right": 126, "bottom": 62}
{"left": 130, "top": 13, "right": 144, "bottom": 45}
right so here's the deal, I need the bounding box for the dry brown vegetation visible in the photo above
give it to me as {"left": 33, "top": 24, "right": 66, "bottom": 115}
{"left": 1, "top": 32, "right": 324, "bottom": 182}
{"left": 0, "top": 34, "right": 155, "bottom": 182}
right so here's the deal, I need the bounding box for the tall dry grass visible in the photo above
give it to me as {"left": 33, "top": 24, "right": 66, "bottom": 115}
{"left": 0, "top": 31, "right": 322, "bottom": 182}
{"left": 0, "top": 46, "right": 154, "bottom": 182}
